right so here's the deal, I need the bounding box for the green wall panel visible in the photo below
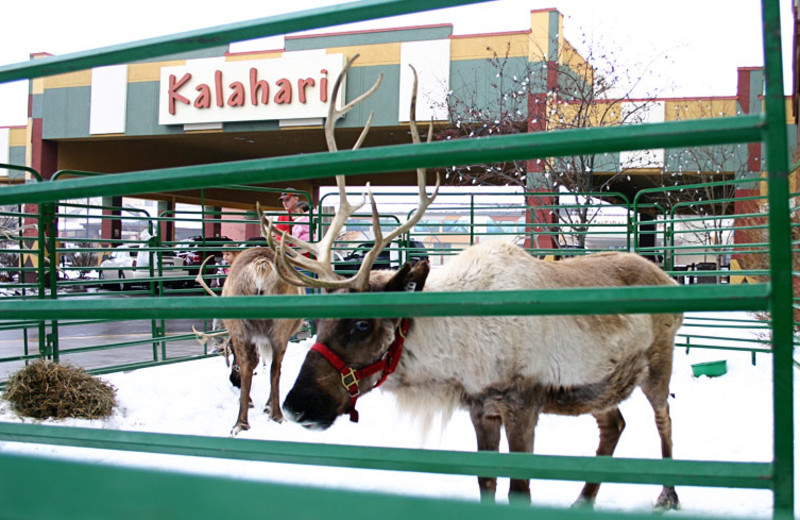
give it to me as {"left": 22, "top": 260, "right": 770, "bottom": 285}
{"left": 341, "top": 64, "right": 399, "bottom": 127}
{"left": 287, "top": 26, "right": 452, "bottom": 52}
{"left": 126, "top": 82, "right": 182, "bottom": 137}
{"left": 42, "top": 86, "right": 90, "bottom": 139}
{"left": 449, "top": 57, "right": 535, "bottom": 119}
{"left": 7, "top": 147, "right": 26, "bottom": 180}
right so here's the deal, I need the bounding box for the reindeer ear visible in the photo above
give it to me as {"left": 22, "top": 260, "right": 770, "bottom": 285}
{"left": 385, "top": 260, "right": 429, "bottom": 293}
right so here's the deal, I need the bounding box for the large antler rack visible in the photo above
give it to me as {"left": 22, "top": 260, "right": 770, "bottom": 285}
{"left": 264, "top": 56, "right": 439, "bottom": 292}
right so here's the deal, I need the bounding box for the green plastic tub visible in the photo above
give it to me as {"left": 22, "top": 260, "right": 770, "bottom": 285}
{"left": 691, "top": 360, "right": 728, "bottom": 377}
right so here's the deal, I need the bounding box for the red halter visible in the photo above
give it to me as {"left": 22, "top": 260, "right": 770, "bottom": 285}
{"left": 310, "top": 319, "right": 410, "bottom": 423}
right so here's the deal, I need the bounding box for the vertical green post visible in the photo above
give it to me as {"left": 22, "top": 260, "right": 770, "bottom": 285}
{"left": 760, "top": 0, "right": 794, "bottom": 516}
{"left": 42, "top": 202, "right": 60, "bottom": 362}
{"left": 470, "top": 195, "right": 475, "bottom": 245}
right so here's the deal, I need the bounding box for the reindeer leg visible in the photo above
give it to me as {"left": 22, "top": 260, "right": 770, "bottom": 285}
{"left": 574, "top": 407, "right": 626, "bottom": 508}
{"left": 650, "top": 402, "right": 679, "bottom": 510}
{"left": 231, "top": 340, "right": 257, "bottom": 436}
{"left": 264, "top": 343, "right": 286, "bottom": 423}
{"left": 642, "top": 351, "right": 680, "bottom": 511}
{"left": 469, "top": 404, "right": 502, "bottom": 503}
{"left": 503, "top": 405, "right": 540, "bottom": 504}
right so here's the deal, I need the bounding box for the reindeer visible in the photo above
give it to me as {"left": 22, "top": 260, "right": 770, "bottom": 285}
{"left": 193, "top": 54, "right": 383, "bottom": 435}
{"left": 268, "top": 60, "right": 684, "bottom": 510}
{"left": 194, "top": 243, "right": 304, "bottom": 433}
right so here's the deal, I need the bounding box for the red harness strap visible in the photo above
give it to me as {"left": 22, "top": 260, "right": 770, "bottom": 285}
{"left": 310, "top": 319, "right": 410, "bottom": 423}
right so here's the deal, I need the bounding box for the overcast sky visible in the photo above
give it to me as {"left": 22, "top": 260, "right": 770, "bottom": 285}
{"left": 0, "top": 0, "right": 791, "bottom": 127}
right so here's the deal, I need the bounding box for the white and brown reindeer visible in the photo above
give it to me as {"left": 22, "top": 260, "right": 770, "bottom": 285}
{"left": 266, "top": 60, "right": 684, "bottom": 509}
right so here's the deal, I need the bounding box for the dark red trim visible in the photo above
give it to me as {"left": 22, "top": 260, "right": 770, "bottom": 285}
{"left": 747, "top": 143, "right": 762, "bottom": 172}
{"left": 738, "top": 68, "right": 752, "bottom": 115}
{"left": 30, "top": 118, "right": 57, "bottom": 180}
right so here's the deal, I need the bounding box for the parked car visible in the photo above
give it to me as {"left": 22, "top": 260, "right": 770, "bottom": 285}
{"left": 334, "top": 239, "right": 428, "bottom": 274}
{"left": 99, "top": 244, "right": 189, "bottom": 290}
{"left": 173, "top": 235, "right": 232, "bottom": 278}
{"left": 244, "top": 236, "right": 268, "bottom": 245}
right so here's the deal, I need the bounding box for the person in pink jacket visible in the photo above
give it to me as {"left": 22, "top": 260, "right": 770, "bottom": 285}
{"left": 291, "top": 201, "right": 311, "bottom": 243}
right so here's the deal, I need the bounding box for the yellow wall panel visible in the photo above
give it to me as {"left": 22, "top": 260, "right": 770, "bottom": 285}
{"left": 555, "top": 100, "right": 621, "bottom": 127}
{"left": 225, "top": 52, "right": 283, "bottom": 62}
{"left": 31, "top": 77, "right": 45, "bottom": 95}
{"left": 451, "top": 34, "right": 528, "bottom": 61}
{"left": 325, "top": 43, "right": 401, "bottom": 66}
{"left": 43, "top": 70, "right": 91, "bottom": 89}
{"left": 128, "top": 60, "right": 185, "bottom": 82}
{"left": 529, "top": 10, "right": 553, "bottom": 61}
{"left": 664, "top": 98, "right": 738, "bottom": 121}
{"left": 560, "top": 39, "right": 593, "bottom": 86}
{"left": 8, "top": 127, "right": 27, "bottom": 147}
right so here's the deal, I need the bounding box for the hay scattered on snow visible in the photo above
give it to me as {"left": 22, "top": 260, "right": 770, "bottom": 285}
{"left": 2, "top": 361, "right": 116, "bottom": 420}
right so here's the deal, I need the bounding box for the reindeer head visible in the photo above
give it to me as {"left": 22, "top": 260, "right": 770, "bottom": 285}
{"left": 283, "top": 261, "right": 429, "bottom": 428}
{"left": 265, "top": 55, "right": 439, "bottom": 428}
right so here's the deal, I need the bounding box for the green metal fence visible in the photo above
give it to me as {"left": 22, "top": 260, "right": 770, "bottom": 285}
{"left": 0, "top": 1, "right": 794, "bottom": 519}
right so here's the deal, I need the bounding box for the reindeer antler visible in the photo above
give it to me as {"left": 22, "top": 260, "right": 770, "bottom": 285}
{"left": 265, "top": 58, "right": 438, "bottom": 292}
{"left": 195, "top": 254, "right": 220, "bottom": 297}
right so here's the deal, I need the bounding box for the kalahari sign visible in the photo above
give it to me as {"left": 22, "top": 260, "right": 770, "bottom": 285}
{"left": 158, "top": 53, "right": 345, "bottom": 126}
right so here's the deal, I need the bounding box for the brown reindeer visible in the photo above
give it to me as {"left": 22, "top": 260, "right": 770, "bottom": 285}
{"left": 268, "top": 61, "right": 683, "bottom": 510}
{"left": 195, "top": 246, "right": 303, "bottom": 434}
{"left": 194, "top": 54, "right": 384, "bottom": 435}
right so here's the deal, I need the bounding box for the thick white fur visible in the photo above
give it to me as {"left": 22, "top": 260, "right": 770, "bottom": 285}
{"left": 384, "top": 241, "right": 678, "bottom": 425}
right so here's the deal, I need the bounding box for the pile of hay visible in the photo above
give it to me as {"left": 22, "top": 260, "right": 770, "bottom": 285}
{"left": 2, "top": 361, "right": 116, "bottom": 420}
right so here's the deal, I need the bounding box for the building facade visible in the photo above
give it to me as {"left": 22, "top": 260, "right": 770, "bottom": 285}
{"left": 0, "top": 8, "right": 796, "bottom": 244}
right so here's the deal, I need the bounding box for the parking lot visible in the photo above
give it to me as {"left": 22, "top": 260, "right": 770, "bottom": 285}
{"left": 0, "top": 290, "right": 210, "bottom": 381}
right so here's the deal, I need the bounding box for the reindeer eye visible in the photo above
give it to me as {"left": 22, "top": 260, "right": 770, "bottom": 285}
{"left": 351, "top": 320, "right": 372, "bottom": 335}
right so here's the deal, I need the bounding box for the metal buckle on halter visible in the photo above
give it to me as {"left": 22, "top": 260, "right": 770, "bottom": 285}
{"left": 341, "top": 368, "right": 360, "bottom": 397}
{"left": 397, "top": 324, "right": 407, "bottom": 339}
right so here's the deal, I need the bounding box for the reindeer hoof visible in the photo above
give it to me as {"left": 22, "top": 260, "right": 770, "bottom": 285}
{"left": 264, "top": 404, "right": 284, "bottom": 423}
{"left": 654, "top": 487, "right": 680, "bottom": 511}
{"left": 230, "top": 422, "right": 250, "bottom": 436}
{"left": 571, "top": 497, "right": 595, "bottom": 509}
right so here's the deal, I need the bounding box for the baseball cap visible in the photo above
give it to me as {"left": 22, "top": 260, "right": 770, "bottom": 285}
{"left": 279, "top": 189, "right": 297, "bottom": 200}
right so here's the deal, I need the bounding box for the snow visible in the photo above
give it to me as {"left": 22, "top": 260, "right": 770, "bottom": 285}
{"left": 0, "top": 311, "right": 797, "bottom": 518}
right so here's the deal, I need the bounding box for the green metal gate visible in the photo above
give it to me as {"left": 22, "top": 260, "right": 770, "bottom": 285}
{"left": 0, "top": 1, "right": 794, "bottom": 519}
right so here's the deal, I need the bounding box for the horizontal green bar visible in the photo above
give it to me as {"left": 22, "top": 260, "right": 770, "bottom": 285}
{"left": 0, "top": 449, "right": 749, "bottom": 520}
{"left": 0, "top": 284, "right": 771, "bottom": 321}
{"left": 0, "top": 422, "right": 773, "bottom": 491}
{"left": 0, "top": 0, "right": 490, "bottom": 83}
{"left": 0, "top": 116, "right": 763, "bottom": 205}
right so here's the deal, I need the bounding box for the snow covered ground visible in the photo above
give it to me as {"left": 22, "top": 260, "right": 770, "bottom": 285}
{"left": 0, "top": 311, "right": 797, "bottom": 518}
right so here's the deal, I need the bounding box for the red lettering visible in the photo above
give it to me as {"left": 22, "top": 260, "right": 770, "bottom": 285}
{"left": 194, "top": 84, "right": 211, "bottom": 108}
{"left": 168, "top": 73, "right": 191, "bottom": 115}
{"left": 298, "top": 78, "right": 315, "bottom": 103}
{"left": 250, "top": 68, "right": 269, "bottom": 105}
{"left": 215, "top": 70, "right": 224, "bottom": 107}
{"left": 228, "top": 81, "right": 245, "bottom": 107}
{"left": 320, "top": 69, "right": 328, "bottom": 103}
{"left": 274, "top": 78, "right": 292, "bottom": 104}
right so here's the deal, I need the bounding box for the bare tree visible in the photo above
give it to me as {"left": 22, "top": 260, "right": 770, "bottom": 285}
{"left": 437, "top": 32, "right": 671, "bottom": 248}
{"left": 0, "top": 205, "right": 28, "bottom": 282}
{"left": 653, "top": 100, "right": 751, "bottom": 266}
{"left": 437, "top": 43, "right": 530, "bottom": 187}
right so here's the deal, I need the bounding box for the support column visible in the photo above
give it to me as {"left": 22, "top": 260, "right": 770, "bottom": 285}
{"left": 637, "top": 212, "right": 660, "bottom": 263}
{"left": 732, "top": 67, "right": 767, "bottom": 281}
{"left": 203, "top": 206, "right": 222, "bottom": 238}
{"left": 101, "top": 196, "right": 122, "bottom": 246}
{"left": 157, "top": 200, "right": 174, "bottom": 243}
{"left": 523, "top": 60, "right": 559, "bottom": 252}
